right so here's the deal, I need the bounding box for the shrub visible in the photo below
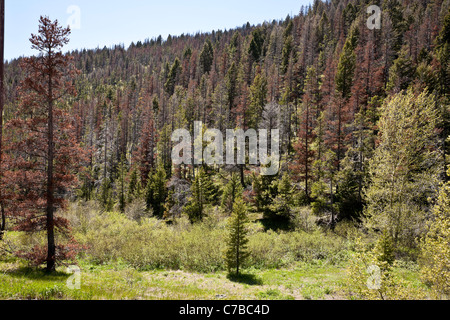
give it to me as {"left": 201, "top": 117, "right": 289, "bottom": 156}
{"left": 346, "top": 238, "right": 427, "bottom": 300}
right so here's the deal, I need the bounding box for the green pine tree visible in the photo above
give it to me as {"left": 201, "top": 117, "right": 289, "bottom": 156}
{"left": 224, "top": 197, "right": 250, "bottom": 276}
{"left": 117, "top": 156, "right": 127, "bottom": 213}
{"left": 184, "top": 167, "right": 216, "bottom": 223}
{"left": 270, "top": 173, "right": 295, "bottom": 218}
{"left": 99, "top": 178, "right": 114, "bottom": 212}
{"left": 200, "top": 39, "right": 214, "bottom": 75}
{"left": 127, "top": 166, "right": 142, "bottom": 203}
{"left": 247, "top": 73, "right": 268, "bottom": 128}
{"left": 386, "top": 47, "right": 416, "bottom": 93}
{"left": 336, "top": 26, "right": 359, "bottom": 100}
{"left": 221, "top": 173, "right": 244, "bottom": 213}
{"left": 145, "top": 166, "right": 168, "bottom": 217}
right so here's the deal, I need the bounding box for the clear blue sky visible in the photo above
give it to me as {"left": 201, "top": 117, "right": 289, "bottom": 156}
{"left": 4, "top": 0, "right": 312, "bottom": 61}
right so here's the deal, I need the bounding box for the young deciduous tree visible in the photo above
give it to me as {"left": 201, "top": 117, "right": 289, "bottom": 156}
{"left": 365, "top": 90, "right": 442, "bottom": 251}
{"left": 5, "top": 17, "right": 83, "bottom": 271}
{"left": 224, "top": 197, "right": 249, "bottom": 276}
{"left": 420, "top": 167, "right": 450, "bottom": 299}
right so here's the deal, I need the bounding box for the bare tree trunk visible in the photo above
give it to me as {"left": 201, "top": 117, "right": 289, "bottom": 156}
{"left": 0, "top": 0, "right": 5, "bottom": 240}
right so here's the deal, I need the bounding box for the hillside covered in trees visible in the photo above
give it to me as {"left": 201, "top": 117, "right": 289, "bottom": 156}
{"left": 0, "top": 0, "right": 449, "bottom": 300}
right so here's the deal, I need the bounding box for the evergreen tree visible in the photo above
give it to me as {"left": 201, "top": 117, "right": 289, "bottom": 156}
{"left": 117, "top": 156, "right": 127, "bottom": 213}
{"left": 224, "top": 197, "right": 249, "bottom": 276}
{"left": 270, "top": 173, "right": 295, "bottom": 218}
{"left": 99, "top": 178, "right": 114, "bottom": 212}
{"left": 386, "top": 47, "right": 415, "bottom": 93}
{"left": 200, "top": 39, "right": 214, "bottom": 75}
{"left": 4, "top": 17, "right": 83, "bottom": 271}
{"left": 247, "top": 72, "right": 268, "bottom": 128}
{"left": 221, "top": 173, "right": 244, "bottom": 213}
{"left": 164, "top": 58, "right": 182, "bottom": 96}
{"left": 249, "top": 28, "right": 265, "bottom": 63}
{"left": 183, "top": 167, "right": 215, "bottom": 223}
{"left": 127, "top": 166, "right": 142, "bottom": 204}
{"left": 336, "top": 27, "right": 359, "bottom": 100}
{"left": 145, "top": 165, "right": 168, "bottom": 217}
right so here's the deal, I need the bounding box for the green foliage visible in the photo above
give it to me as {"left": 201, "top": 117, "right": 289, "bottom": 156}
{"left": 164, "top": 58, "right": 182, "bottom": 96}
{"left": 200, "top": 39, "right": 214, "bottom": 75}
{"left": 419, "top": 169, "right": 450, "bottom": 299}
{"left": 386, "top": 47, "right": 416, "bottom": 93}
{"left": 248, "top": 229, "right": 349, "bottom": 269}
{"left": 117, "top": 157, "right": 127, "bottom": 213}
{"left": 336, "top": 27, "right": 359, "bottom": 99}
{"left": 145, "top": 166, "right": 168, "bottom": 218}
{"left": 224, "top": 198, "right": 250, "bottom": 275}
{"left": 346, "top": 238, "right": 427, "bottom": 300}
{"left": 281, "top": 35, "right": 293, "bottom": 75}
{"left": 269, "top": 173, "right": 295, "bottom": 218}
{"left": 249, "top": 28, "right": 265, "bottom": 62}
{"left": 251, "top": 173, "right": 278, "bottom": 215}
{"left": 78, "top": 212, "right": 226, "bottom": 273}
{"left": 221, "top": 173, "right": 244, "bottom": 213}
{"left": 98, "top": 179, "right": 115, "bottom": 212}
{"left": 247, "top": 73, "right": 268, "bottom": 128}
{"left": 364, "top": 90, "right": 443, "bottom": 252}
{"left": 127, "top": 166, "right": 142, "bottom": 204}
{"left": 184, "top": 167, "right": 217, "bottom": 223}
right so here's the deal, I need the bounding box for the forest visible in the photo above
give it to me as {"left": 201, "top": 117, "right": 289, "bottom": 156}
{"left": 0, "top": 0, "right": 449, "bottom": 300}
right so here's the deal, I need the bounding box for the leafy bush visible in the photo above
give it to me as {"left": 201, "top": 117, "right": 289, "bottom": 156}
{"left": 346, "top": 238, "right": 428, "bottom": 300}
{"left": 247, "top": 230, "right": 348, "bottom": 269}
{"left": 290, "top": 207, "right": 318, "bottom": 232}
{"left": 76, "top": 212, "right": 227, "bottom": 272}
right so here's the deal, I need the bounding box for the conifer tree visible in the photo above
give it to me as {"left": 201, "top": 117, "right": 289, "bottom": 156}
{"left": 249, "top": 28, "right": 265, "bottom": 63}
{"left": 117, "top": 156, "right": 127, "bottom": 213}
{"left": 99, "top": 179, "right": 115, "bottom": 212}
{"left": 127, "top": 166, "right": 142, "bottom": 203}
{"left": 5, "top": 17, "right": 83, "bottom": 271}
{"left": 221, "top": 173, "right": 244, "bottom": 213}
{"left": 292, "top": 66, "right": 320, "bottom": 199}
{"left": 270, "top": 173, "right": 295, "bottom": 218}
{"left": 200, "top": 39, "right": 214, "bottom": 75}
{"left": 145, "top": 165, "right": 168, "bottom": 217}
{"left": 386, "top": 47, "right": 415, "bottom": 93}
{"left": 184, "top": 167, "right": 216, "bottom": 222}
{"left": 0, "top": 0, "right": 4, "bottom": 239}
{"left": 165, "top": 58, "right": 182, "bottom": 96}
{"left": 224, "top": 197, "right": 249, "bottom": 276}
{"left": 247, "top": 72, "right": 268, "bottom": 128}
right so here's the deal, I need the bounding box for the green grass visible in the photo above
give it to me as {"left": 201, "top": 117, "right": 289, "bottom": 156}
{"left": 0, "top": 257, "right": 430, "bottom": 300}
{"left": 0, "top": 258, "right": 350, "bottom": 300}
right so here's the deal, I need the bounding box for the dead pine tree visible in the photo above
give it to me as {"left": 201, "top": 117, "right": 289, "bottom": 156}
{"left": 6, "top": 17, "right": 83, "bottom": 272}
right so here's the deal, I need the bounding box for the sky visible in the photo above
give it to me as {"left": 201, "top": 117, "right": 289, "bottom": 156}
{"left": 4, "top": 0, "right": 312, "bottom": 61}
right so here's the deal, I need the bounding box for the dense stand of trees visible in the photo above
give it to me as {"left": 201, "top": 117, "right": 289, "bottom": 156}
{"left": 0, "top": 0, "right": 449, "bottom": 269}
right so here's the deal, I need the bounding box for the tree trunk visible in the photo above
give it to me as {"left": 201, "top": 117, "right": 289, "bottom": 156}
{"left": 46, "top": 71, "right": 56, "bottom": 272}
{"left": 0, "top": 0, "right": 5, "bottom": 240}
